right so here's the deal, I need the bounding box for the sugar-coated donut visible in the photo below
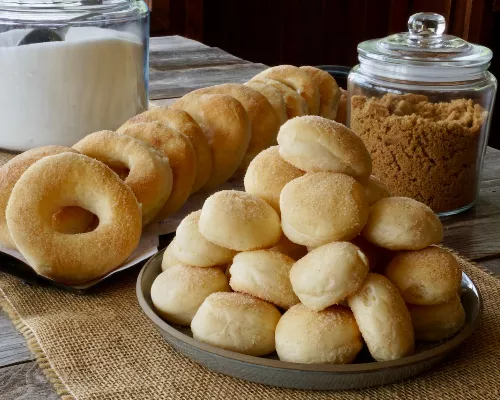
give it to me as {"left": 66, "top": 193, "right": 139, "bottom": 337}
{"left": 199, "top": 190, "right": 282, "bottom": 251}
{"left": 290, "top": 242, "right": 369, "bottom": 311}
{"left": 229, "top": 250, "right": 299, "bottom": 309}
{"left": 6, "top": 153, "right": 142, "bottom": 284}
{"left": 245, "top": 80, "right": 288, "bottom": 125}
{"left": 277, "top": 116, "right": 372, "bottom": 180}
{"left": 0, "top": 146, "right": 93, "bottom": 249}
{"left": 119, "top": 107, "right": 213, "bottom": 193}
{"left": 364, "top": 175, "right": 391, "bottom": 206}
{"left": 244, "top": 146, "right": 304, "bottom": 213}
{"left": 408, "top": 294, "right": 466, "bottom": 341}
{"left": 73, "top": 130, "right": 173, "bottom": 225}
{"left": 251, "top": 78, "right": 308, "bottom": 118}
{"left": 350, "top": 235, "right": 392, "bottom": 272}
{"left": 362, "top": 197, "right": 443, "bottom": 250}
{"left": 174, "top": 210, "right": 236, "bottom": 267}
{"left": 280, "top": 172, "right": 369, "bottom": 247}
{"left": 300, "top": 66, "right": 341, "bottom": 120}
{"left": 117, "top": 121, "right": 197, "bottom": 220}
{"left": 172, "top": 94, "right": 251, "bottom": 189}
{"left": 270, "top": 235, "right": 307, "bottom": 260}
{"left": 161, "top": 239, "right": 182, "bottom": 271}
{"left": 191, "top": 292, "right": 281, "bottom": 356}
{"left": 335, "top": 88, "right": 348, "bottom": 125}
{"left": 252, "top": 65, "right": 320, "bottom": 115}
{"left": 275, "top": 304, "right": 363, "bottom": 364}
{"left": 347, "top": 273, "right": 414, "bottom": 361}
{"left": 190, "top": 84, "right": 281, "bottom": 170}
{"left": 151, "top": 264, "right": 230, "bottom": 326}
{"left": 385, "top": 246, "right": 462, "bottom": 305}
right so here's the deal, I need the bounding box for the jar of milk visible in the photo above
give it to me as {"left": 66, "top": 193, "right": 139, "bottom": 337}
{"left": 0, "top": 0, "right": 149, "bottom": 151}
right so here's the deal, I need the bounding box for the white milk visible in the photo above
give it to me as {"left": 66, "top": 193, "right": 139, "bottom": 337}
{"left": 0, "top": 27, "right": 147, "bottom": 151}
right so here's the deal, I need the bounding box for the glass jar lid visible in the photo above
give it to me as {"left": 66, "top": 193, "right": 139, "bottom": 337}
{"left": 357, "top": 12, "right": 493, "bottom": 82}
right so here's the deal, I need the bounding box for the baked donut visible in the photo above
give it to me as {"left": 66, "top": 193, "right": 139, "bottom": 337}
{"left": 275, "top": 304, "right": 363, "bottom": 364}
{"left": 347, "top": 273, "right": 415, "bottom": 361}
{"left": 190, "top": 84, "right": 281, "bottom": 170}
{"left": 250, "top": 78, "right": 308, "bottom": 118}
{"left": 6, "top": 153, "right": 142, "bottom": 284}
{"left": 173, "top": 210, "right": 236, "bottom": 267}
{"left": 408, "top": 294, "right": 466, "bottom": 341}
{"left": 270, "top": 235, "right": 307, "bottom": 260}
{"left": 335, "top": 88, "right": 348, "bottom": 125}
{"left": 119, "top": 107, "right": 212, "bottom": 193}
{"left": 385, "top": 246, "right": 462, "bottom": 305}
{"left": 172, "top": 94, "right": 251, "bottom": 189}
{"left": 300, "top": 66, "right": 341, "bottom": 120}
{"left": 229, "top": 250, "right": 299, "bottom": 309}
{"left": 364, "top": 175, "right": 391, "bottom": 206}
{"left": 280, "top": 172, "right": 369, "bottom": 247}
{"left": 290, "top": 242, "right": 369, "bottom": 311}
{"left": 191, "top": 292, "right": 281, "bottom": 356}
{"left": 73, "top": 130, "right": 173, "bottom": 225}
{"left": 0, "top": 146, "right": 94, "bottom": 249}
{"left": 244, "top": 145, "right": 304, "bottom": 213}
{"left": 252, "top": 65, "right": 320, "bottom": 115}
{"left": 245, "top": 80, "right": 288, "bottom": 125}
{"left": 161, "top": 238, "right": 182, "bottom": 271}
{"left": 362, "top": 197, "right": 443, "bottom": 250}
{"left": 199, "top": 190, "right": 282, "bottom": 251}
{"left": 117, "top": 121, "right": 197, "bottom": 219}
{"left": 277, "top": 116, "right": 372, "bottom": 180}
{"left": 151, "top": 264, "right": 230, "bottom": 326}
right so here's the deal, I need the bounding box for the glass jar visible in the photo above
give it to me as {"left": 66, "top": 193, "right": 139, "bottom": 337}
{"left": 348, "top": 12, "right": 497, "bottom": 216}
{"left": 0, "top": 0, "right": 149, "bottom": 151}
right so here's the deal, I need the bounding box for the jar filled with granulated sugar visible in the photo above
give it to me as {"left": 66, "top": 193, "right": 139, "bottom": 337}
{"left": 348, "top": 12, "right": 497, "bottom": 216}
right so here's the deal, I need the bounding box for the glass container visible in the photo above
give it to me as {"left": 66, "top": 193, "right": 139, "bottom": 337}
{"left": 348, "top": 12, "right": 497, "bottom": 216}
{"left": 0, "top": 0, "right": 149, "bottom": 151}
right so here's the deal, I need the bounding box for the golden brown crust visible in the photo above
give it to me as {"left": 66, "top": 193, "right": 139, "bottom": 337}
{"left": 335, "top": 88, "right": 348, "bottom": 125}
{"left": 250, "top": 78, "right": 307, "bottom": 118}
{"left": 300, "top": 66, "right": 341, "bottom": 120}
{"left": 6, "top": 153, "right": 142, "bottom": 284}
{"left": 245, "top": 80, "right": 288, "bottom": 125}
{"left": 73, "top": 130, "right": 173, "bottom": 225}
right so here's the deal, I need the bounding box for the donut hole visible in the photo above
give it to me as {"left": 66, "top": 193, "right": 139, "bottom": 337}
{"left": 359, "top": 287, "right": 377, "bottom": 307}
{"left": 52, "top": 206, "right": 99, "bottom": 234}
{"left": 108, "top": 163, "right": 130, "bottom": 181}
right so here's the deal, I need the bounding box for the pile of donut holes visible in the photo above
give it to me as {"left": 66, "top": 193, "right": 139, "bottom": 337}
{"left": 152, "top": 114, "right": 466, "bottom": 366}
{"left": 0, "top": 65, "right": 346, "bottom": 285}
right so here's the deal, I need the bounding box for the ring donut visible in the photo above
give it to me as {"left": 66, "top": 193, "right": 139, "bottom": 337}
{"left": 118, "top": 108, "right": 212, "bottom": 193}
{"left": 73, "top": 130, "right": 173, "bottom": 225}
{"left": 172, "top": 94, "right": 251, "bottom": 189}
{"left": 300, "top": 66, "right": 341, "bottom": 120}
{"left": 6, "top": 153, "right": 142, "bottom": 284}
{"left": 0, "top": 146, "right": 94, "bottom": 249}
{"left": 245, "top": 80, "right": 288, "bottom": 125}
{"left": 117, "top": 121, "right": 197, "bottom": 220}
{"left": 250, "top": 78, "right": 307, "bottom": 118}
{"left": 252, "top": 65, "right": 321, "bottom": 115}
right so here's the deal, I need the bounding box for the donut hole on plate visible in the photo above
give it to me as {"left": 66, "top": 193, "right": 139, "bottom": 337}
{"left": 52, "top": 206, "right": 99, "bottom": 234}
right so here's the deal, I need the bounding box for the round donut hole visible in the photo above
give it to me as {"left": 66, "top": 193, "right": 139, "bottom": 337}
{"left": 51, "top": 206, "right": 99, "bottom": 234}
{"left": 108, "top": 163, "right": 131, "bottom": 181}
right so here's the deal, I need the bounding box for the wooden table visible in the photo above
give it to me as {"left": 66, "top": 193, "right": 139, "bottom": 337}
{"left": 1, "top": 35, "right": 499, "bottom": 399}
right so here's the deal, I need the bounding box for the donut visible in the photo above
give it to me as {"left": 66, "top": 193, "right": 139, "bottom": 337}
{"left": 385, "top": 246, "right": 462, "bottom": 305}
{"left": 408, "top": 294, "right": 466, "bottom": 341}
{"left": 250, "top": 78, "right": 307, "bottom": 118}
{"left": 229, "top": 250, "right": 299, "bottom": 309}
{"left": 290, "top": 242, "right": 369, "bottom": 311}
{"left": 347, "top": 273, "right": 415, "bottom": 361}
{"left": 199, "top": 190, "right": 282, "bottom": 251}
{"left": 244, "top": 145, "right": 304, "bottom": 213}
{"left": 119, "top": 107, "right": 212, "bottom": 193}
{"left": 270, "top": 235, "right": 307, "bottom": 260}
{"left": 161, "top": 239, "right": 182, "bottom": 271}
{"left": 362, "top": 197, "right": 443, "bottom": 250}
{"left": 300, "top": 66, "right": 341, "bottom": 120}
{"left": 117, "top": 121, "right": 197, "bottom": 220}
{"left": 335, "top": 88, "right": 348, "bottom": 125}
{"left": 252, "top": 65, "right": 320, "bottom": 115}
{"left": 173, "top": 210, "right": 236, "bottom": 267}
{"left": 73, "top": 130, "right": 173, "bottom": 225}
{"left": 364, "top": 175, "right": 391, "bottom": 205}
{"left": 245, "top": 80, "right": 288, "bottom": 125}
{"left": 277, "top": 116, "right": 372, "bottom": 180}
{"left": 6, "top": 153, "right": 142, "bottom": 284}
{"left": 0, "top": 146, "right": 94, "bottom": 249}
{"left": 151, "top": 264, "right": 229, "bottom": 326}
{"left": 191, "top": 292, "right": 281, "bottom": 356}
{"left": 275, "top": 304, "right": 363, "bottom": 364}
{"left": 172, "top": 94, "right": 251, "bottom": 189}
{"left": 189, "top": 84, "right": 281, "bottom": 170}
{"left": 280, "top": 172, "right": 369, "bottom": 247}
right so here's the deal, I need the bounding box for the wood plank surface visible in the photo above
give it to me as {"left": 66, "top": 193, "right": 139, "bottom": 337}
{"left": 150, "top": 47, "right": 249, "bottom": 70}
{"left": 0, "top": 316, "right": 33, "bottom": 368}
{"left": 0, "top": 361, "right": 59, "bottom": 400}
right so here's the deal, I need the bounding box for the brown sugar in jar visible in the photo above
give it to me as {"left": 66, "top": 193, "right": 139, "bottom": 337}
{"left": 350, "top": 94, "right": 487, "bottom": 213}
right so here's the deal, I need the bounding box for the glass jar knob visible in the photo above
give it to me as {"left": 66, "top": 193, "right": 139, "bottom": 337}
{"left": 408, "top": 13, "right": 446, "bottom": 38}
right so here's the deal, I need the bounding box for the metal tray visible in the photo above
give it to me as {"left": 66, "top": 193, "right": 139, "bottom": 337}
{"left": 137, "top": 248, "right": 483, "bottom": 390}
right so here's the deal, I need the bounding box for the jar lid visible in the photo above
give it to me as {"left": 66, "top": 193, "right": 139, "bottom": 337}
{"left": 357, "top": 13, "right": 493, "bottom": 82}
